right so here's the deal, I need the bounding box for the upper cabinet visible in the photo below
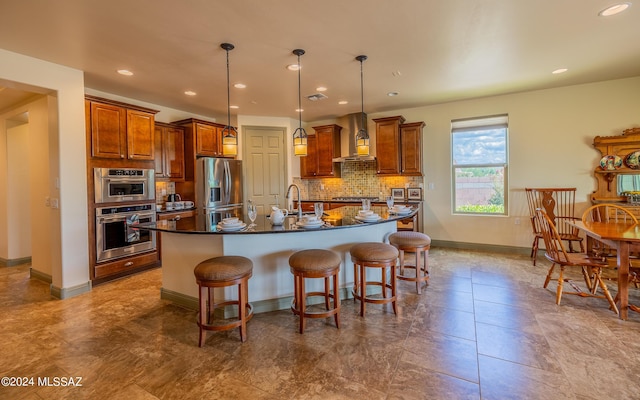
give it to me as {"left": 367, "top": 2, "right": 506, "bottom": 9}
{"left": 301, "top": 124, "right": 342, "bottom": 178}
{"left": 173, "top": 118, "right": 234, "bottom": 180}
{"left": 374, "top": 116, "right": 424, "bottom": 176}
{"left": 173, "top": 118, "right": 231, "bottom": 156}
{"left": 399, "top": 121, "right": 426, "bottom": 176}
{"left": 374, "top": 116, "right": 405, "bottom": 175}
{"left": 86, "top": 95, "right": 157, "bottom": 161}
{"left": 154, "top": 122, "right": 185, "bottom": 181}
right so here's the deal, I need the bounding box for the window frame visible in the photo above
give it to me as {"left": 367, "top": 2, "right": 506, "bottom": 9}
{"left": 451, "top": 115, "right": 509, "bottom": 216}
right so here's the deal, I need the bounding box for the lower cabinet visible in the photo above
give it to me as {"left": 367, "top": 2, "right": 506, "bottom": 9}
{"left": 93, "top": 251, "right": 159, "bottom": 283}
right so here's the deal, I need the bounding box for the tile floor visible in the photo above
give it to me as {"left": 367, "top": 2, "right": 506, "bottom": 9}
{"left": 1, "top": 248, "right": 640, "bottom": 399}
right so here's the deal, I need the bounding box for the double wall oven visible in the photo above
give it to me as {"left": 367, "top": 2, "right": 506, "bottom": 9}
{"left": 94, "top": 168, "right": 156, "bottom": 263}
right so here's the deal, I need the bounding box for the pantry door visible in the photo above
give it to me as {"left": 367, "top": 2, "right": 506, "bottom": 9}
{"left": 243, "top": 126, "right": 287, "bottom": 219}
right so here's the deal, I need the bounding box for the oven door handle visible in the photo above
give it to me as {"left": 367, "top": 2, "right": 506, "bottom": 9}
{"left": 125, "top": 214, "right": 141, "bottom": 243}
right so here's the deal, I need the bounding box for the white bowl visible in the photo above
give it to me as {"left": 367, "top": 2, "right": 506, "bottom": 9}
{"left": 222, "top": 217, "right": 239, "bottom": 225}
{"left": 358, "top": 210, "right": 374, "bottom": 217}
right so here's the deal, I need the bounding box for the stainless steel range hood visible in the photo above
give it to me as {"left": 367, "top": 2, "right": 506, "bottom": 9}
{"left": 332, "top": 112, "right": 376, "bottom": 162}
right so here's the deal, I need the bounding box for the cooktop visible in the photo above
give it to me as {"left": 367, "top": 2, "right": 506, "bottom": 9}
{"left": 332, "top": 196, "right": 380, "bottom": 201}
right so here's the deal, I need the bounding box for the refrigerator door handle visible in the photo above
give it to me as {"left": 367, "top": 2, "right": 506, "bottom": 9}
{"left": 223, "top": 160, "right": 231, "bottom": 204}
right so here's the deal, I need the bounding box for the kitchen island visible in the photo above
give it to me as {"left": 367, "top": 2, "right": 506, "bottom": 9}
{"left": 139, "top": 205, "right": 418, "bottom": 313}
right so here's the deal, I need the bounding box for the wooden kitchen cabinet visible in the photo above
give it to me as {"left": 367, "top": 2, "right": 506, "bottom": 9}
{"left": 374, "top": 116, "right": 424, "bottom": 176}
{"left": 173, "top": 118, "right": 229, "bottom": 158}
{"left": 173, "top": 118, "right": 234, "bottom": 181}
{"left": 400, "top": 121, "right": 425, "bottom": 176}
{"left": 154, "top": 122, "right": 185, "bottom": 181}
{"left": 374, "top": 116, "right": 405, "bottom": 175}
{"left": 301, "top": 124, "right": 342, "bottom": 178}
{"left": 87, "top": 95, "right": 157, "bottom": 160}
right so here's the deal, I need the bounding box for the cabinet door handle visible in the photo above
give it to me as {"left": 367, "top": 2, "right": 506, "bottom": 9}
{"left": 121, "top": 154, "right": 125, "bottom": 158}
{"left": 124, "top": 261, "right": 134, "bottom": 267}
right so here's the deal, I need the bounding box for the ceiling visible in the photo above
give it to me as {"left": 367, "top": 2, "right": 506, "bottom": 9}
{"left": 1, "top": 0, "right": 639, "bottom": 121}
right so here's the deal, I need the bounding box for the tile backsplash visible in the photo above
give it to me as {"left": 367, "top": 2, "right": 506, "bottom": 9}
{"left": 295, "top": 161, "right": 423, "bottom": 201}
{"left": 155, "top": 181, "right": 175, "bottom": 204}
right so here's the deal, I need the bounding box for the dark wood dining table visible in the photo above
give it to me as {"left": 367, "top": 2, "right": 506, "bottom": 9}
{"left": 568, "top": 220, "right": 640, "bottom": 320}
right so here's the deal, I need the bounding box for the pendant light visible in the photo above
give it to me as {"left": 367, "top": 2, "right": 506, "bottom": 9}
{"left": 292, "top": 49, "right": 308, "bottom": 156}
{"left": 221, "top": 42, "right": 238, "bottom": 156}
{"left": 355, "top": 55, "right": 370, "bottom": 156}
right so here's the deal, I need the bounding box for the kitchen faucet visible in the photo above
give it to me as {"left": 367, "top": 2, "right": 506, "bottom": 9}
{"left": 286, "top": 184, "right": 303, "bottom": 219}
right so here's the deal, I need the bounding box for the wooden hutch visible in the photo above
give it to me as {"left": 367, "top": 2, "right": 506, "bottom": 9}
{"left": 591, "top": 127, "right": 640, "bottom": 212}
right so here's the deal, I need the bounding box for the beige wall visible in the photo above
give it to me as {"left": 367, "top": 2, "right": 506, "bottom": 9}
{"left": 368, "top": 76, "right": 640, "bottom": 249}
{"left": 0, "top": 48, "right": 88, "bottom": 295}
{"left": 6, "top": 122, "right": 31, "bottom": 258}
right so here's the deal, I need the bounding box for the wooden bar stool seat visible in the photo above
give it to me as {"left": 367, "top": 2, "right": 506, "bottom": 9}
{"left": 194, "top": 256, "right": 253, "bottom": 346}
{"left": 289, "top": 249, "right": 341, "bottom": 334}
{"left": 350, "top": 242, "right": 399, "bottom": 316}
{"left": 389, "top": 231, "right": 431, "bottom": 294}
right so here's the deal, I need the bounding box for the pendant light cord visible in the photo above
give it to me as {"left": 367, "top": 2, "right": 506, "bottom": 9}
{"left": 225, "top": 46, "right": 232, "bottom": 132}
{"left": 360, "top": 57, "right": 364, "bottom": 128}
{"left": 297, "top": 52, "right": 302, "bottom": 128}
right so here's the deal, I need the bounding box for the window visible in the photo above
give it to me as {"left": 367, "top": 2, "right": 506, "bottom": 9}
{"left": 451, "top": 115, "right": 508, "bottom": 215}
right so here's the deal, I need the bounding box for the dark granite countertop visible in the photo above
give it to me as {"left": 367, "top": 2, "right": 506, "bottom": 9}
{"left": 139, "top": 205, "right": 418, "bottom": 235}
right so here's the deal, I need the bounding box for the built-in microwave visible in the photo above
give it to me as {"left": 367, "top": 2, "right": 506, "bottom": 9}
{"left": 94, "top": 168, "right": 155, "bottom": 203}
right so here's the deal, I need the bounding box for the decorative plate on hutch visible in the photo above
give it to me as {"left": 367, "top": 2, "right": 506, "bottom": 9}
{"left": 624, "top": 151, "right": 640, "bottom": 169}
{"left": 600, "top": 155, "right": 622, "bottom": 170}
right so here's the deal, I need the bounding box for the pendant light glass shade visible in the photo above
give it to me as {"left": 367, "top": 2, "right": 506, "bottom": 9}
{"left": 292, "top": 49, "right": 308, "bottom": 156}
{"left": 221, "top": 43, "right": 238, "bottom": 157}
{"left": 355, "top": 55, "right": 370, "bottom": 156}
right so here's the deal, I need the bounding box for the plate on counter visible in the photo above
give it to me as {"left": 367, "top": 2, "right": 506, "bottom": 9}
{"left": 296, "top": 221, "right": 324, "bottom": 229}
{"left": 355, "top": 215, "right": 382, "bottom": 222}
{"left": 217, "top": 222, "right": 246, "bottom": 232}
{"left": 625, "top": 151, "right": 640, "bottom": 169}
{"left": 600, "top": 155, "right": 622, "bottom": 170}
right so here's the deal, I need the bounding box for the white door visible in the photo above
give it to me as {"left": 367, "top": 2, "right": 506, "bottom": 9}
{"left": 243, "top": 126, "right": 287, "bottom": 220}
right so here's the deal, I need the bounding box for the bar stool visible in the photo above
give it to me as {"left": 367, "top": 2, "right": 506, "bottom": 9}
{"left": 194, "top": 256, "right": 254, "bottom": 346}
{"left": 389, "top": 231, "right": 431, "bottom": 294}
{"left": 350, "top": 242, "right": 399, "bottom": 316}
{"left": 289, "top": 249, "right": 341, "bottom": 334}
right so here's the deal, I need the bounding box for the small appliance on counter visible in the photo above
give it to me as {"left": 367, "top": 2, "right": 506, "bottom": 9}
{"left": 167, "top": 193, "right": 181, "bottom": 202}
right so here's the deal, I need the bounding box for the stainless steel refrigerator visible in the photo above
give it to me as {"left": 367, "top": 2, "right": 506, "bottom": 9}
{"left": 195, "top": 157, "right": 244, "bottom": 230}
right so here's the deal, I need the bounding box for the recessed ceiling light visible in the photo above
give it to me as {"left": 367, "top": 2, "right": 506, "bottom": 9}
{"left": 552, "top": 68, "right": 568, "bottom": 74}
{"left": 184, "top": 90, "right": 197, "bottom": 96}
{"left": 296, "top": 108, "right": 303, "bottom": 112}
{"left": 117, "top": 69, "right": 133, "bottom": 76}
{"left": 234, "top": 83, "right": 246, "bottom": 89}
{"left": 287, "top": 64, "right": 300, "bottom": 71}
{"left": 387, "top": 92, "right": 399, "bottom": 97}
{"left": 338, "top": 100, "right": 348, "bottom": 105}
{"left": 599, "top": 2, "right": 631, "bottom": 16}
{"left": 392, "top": 71, "right": 402, "bottom": 77}
{"left": 316, "top": 86, "right": 327, "bottom": 92}
{"left": 230, "top": 105, "right": 239, "bottom": 109}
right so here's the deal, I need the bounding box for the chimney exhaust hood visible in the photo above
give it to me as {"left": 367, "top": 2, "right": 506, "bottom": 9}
{"left": 332, "top": 112, "right": 376, "bottom": 162}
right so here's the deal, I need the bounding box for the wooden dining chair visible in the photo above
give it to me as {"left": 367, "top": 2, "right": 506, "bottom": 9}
{"left": 535, "top": 208, "right": 618, "bottom": 314}
{"left": 526, "top": 188, "right": 584, "bottom": 266}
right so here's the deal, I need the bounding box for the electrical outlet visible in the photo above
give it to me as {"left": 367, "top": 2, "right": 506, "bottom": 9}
{"left": 51, "top": 198, "right": 59, "bottom": 209}
{"left": 428, "top": 183, "right": 435, "bottom": 190}
{"left": 514, "top": 217, "right": 521, "bottom": 225}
